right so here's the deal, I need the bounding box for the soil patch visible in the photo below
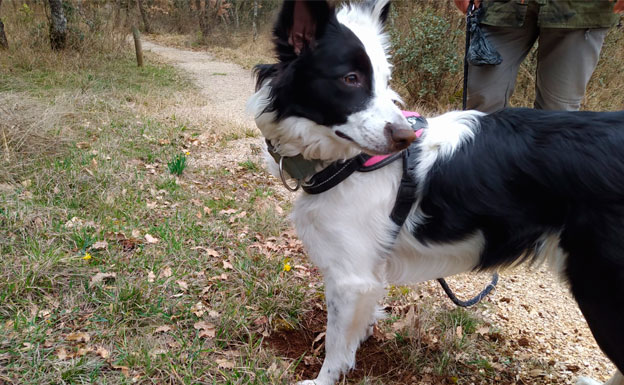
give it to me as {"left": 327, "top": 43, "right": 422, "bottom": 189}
{"left": 264, "top": 309, "right": 449, "bottom": 384}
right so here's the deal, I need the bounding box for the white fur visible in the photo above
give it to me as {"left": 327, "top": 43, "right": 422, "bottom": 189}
{"left": 534, "top": 232, "right": 570, "bottom": 278}
{"left": 414, "top": 110, "right": 484, "bottom": 188}
{"left": 577, "top": 371, "right": 624, "bottom": 385}
{"left": 247, "top": 85, "right": 361, "bottom": 163}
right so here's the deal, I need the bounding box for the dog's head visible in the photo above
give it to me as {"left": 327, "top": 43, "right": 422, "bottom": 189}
{"left": 249, "top": 0, "right": 415, "bottom": 161}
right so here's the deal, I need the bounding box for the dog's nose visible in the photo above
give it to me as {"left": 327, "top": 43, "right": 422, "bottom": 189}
{"left": 385, "top": 122, "right": 416, "bottom": 152}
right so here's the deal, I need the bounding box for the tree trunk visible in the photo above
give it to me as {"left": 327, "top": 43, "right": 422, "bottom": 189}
{"left": 0, "top": 0, "right": 7, "bottom": 50}
{"left": 48, "top": 0, "right": 67, "bottom": 50}
{"left": 198, "top": 0, "right": 209, "bottom": 38}
{"left": 132, "top": 25, "right": 143, "bottom": 67}
{"left": 252, "top": 0, "right": 258, "bottom": 41}
{"left": 137, "top": 0, "right": 151, "bottom": 33}
{"left": 0, "top": 19, "right": 7, "bottom": 50}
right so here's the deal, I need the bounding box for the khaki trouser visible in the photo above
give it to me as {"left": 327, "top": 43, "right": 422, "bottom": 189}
{"left": 466, "top": 5, "right": 608, "bottom": 113}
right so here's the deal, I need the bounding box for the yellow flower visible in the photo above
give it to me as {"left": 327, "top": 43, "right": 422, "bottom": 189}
{"left": 283, "top": 262, "right": 291, "bottom": 272}
{"left": 185, "top": 152, "right": 190, "bottom": 156}
{"left": 82, "top": 252, "right": 92, "bottom": 261}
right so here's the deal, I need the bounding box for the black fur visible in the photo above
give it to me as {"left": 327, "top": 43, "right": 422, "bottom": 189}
{"left": 413, "top": 108, "right": 624, "bottom": 373}
{"left": 254, "top": 0, "right": 375, "bottom": 127}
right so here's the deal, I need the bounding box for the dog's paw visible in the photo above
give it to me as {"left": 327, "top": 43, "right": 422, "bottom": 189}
{"left": 576, "top": 377, "right": 603, "bottom": 385}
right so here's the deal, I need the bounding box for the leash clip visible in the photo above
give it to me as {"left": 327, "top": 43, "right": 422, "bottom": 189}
{"left": 279, "top": 156, "right": 301, "bottom": 192}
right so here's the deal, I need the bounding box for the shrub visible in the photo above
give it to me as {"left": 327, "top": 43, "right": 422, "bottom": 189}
{"left": 389, "top": 3, "right": 464, "bottom": 109}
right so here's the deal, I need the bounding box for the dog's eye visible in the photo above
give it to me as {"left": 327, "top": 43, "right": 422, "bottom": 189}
{"left": 343, "top": 73, "right": 360, "bottom": 86}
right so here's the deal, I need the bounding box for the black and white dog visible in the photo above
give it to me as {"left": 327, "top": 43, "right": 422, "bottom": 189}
{"left": 247, "top": 1, "right": 624, "bottom": 384}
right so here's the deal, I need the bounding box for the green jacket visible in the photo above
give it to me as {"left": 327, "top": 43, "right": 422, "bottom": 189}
{"left": 480, "top": 0, "right": 620, "bottom": 28}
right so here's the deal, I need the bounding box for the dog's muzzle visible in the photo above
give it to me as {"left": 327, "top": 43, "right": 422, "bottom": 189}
{"left": 385, "top": 122, "right": 417, "bottom": 152}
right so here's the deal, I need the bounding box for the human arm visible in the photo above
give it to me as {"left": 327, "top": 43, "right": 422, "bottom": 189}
{"left": 453, "top": 0, "right": 481, "bottom": 14}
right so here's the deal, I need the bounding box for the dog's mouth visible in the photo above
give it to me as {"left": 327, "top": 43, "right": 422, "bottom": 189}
{"left": 335, "top": 130, "right": 354, "bottom": 142}
{"left": 335, "top": 130, "right": 401, "bottom": 156}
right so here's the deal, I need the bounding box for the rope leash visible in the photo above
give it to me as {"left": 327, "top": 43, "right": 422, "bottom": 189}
{"left": 436, "top": 0, "right": 499, "bottom": 308}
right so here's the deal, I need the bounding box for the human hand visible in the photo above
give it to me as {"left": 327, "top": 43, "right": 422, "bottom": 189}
{"left": 615, "top": 0, "right": 624, "bottom": 13}
{"left": 453, "top": 0, "right": 481, "bottom": 14}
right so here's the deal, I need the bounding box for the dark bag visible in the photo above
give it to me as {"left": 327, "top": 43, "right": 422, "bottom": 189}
{"left": 466, "top": 7, "right": 502, "bottom": 66}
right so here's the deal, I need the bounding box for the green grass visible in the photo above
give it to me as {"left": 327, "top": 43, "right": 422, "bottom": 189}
{"left": 0, "top": 41, "right": 305, "bottom": 383}
{"left": 168, "top": 153, "right": 188, "bottom": 176}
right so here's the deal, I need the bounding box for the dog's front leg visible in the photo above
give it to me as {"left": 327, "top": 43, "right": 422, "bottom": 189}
{"left": 298, "top": 273, "right": 385, "bottom": 385}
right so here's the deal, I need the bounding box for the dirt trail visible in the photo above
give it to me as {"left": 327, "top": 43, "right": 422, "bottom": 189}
{"left": 143, "top": 40, "right": 256, "bottom": 132}
{"left": 143, "top": 40, "right": 615, "bottom": 383}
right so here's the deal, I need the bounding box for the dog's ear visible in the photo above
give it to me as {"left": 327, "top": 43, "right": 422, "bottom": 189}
{"left": 275, "top": 0, "right": 333, "bottom": 55}
{"left": 367, "top": 0, "right": 391, "bottom": 25}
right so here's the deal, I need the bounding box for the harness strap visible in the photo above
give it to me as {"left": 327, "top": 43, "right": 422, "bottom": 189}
{"left": 390, "top": 149, "right": 418, "bottom": 226}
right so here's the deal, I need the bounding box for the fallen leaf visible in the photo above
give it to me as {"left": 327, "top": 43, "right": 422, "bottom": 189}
{"left": 159, "top": 267, "right": 172, "bottom": 279}
{"left": 76, "top": 346, "right": 93, "bottom": 356}
{"left": 216, "top": 358, "right": 235, "bottom": 369}
{"left": 66, "top": 332, "right": 90, "bottom": 343}
{"left": 528, "top": 369, "right": 545, "bottom": 377}
{"left": 149, "top": 348, "right": 167, "bottom": 357}
{"left": 176, "top": 280, "right": 188, "bottom": 291}
{"left": 566, "top": 364, "right": 581, "bottom": 372}
{"left": 90, "top": 272, "right": 116, "bottom": 287}
{"left": 76, "top": 141, "right": 91, "bottom": 149}
{"left": 154, "top": 325, "right": 173, "bottom": 334}
{"left": 517, "top": 336, "right": 530, "bottom": 347}
{"left": 96, "top": 347, "right": 110, "bottom": 359}
{"left": 56, "top": 347, "right": 69, "bottom": 360}
{"left": 91, "top": 240, "right": 108, "bottom": 250}
{"left": 476, "top": 326, "right": 490, "bottom": 336}
{"left": 209, "top": 273, "right": 228, "bottom": 281}
{"left": 111, "top": 364, "right": 130, "bottom": 377}
{"left": 218, "top": 208, "right": 236, "bottom": 215}
{"left": 456, "top": 326, "right": 463, "bottom": 338}
{"left": 222, "top": 260, "right": 233, "bottom": 270}
{"left": 144, "top": 233, "right": 160, "bottom": 244}
{"left": 191, "top": 301, "right": 206, "bottom": 317}
{"left": 190, "top": 247, "right": 220, "bottom": 257}
{"left": 147, "top": 270, "right": 156, "bottom": 283}
{"left": 131, "top": 229, "right": 141, "bottom": 238}
{"left": 194, "top": 321, "right": 216, "bottom": 339}
{"left": 253, "top": 316, "right": 268, "bottom": 326}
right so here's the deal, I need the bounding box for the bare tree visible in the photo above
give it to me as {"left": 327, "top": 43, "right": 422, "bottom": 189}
{"left": 137, "top": 0, "right": 151, "bottom": 33}
{"left": 48, "top": 0, "right": 67, "bottom": 50}
{"left": 0, "top": 0, "right": 8, "bottom": 50}
{"left": 252, "top": 0, "right": 258, "bottom": 41}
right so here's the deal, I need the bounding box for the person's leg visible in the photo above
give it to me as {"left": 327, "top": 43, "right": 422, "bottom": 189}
{"left": 466, "top": 8, "right": 539, "bottom": 113}
{"left": 535, "top": 28, "right": 608, "bottom": 111}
